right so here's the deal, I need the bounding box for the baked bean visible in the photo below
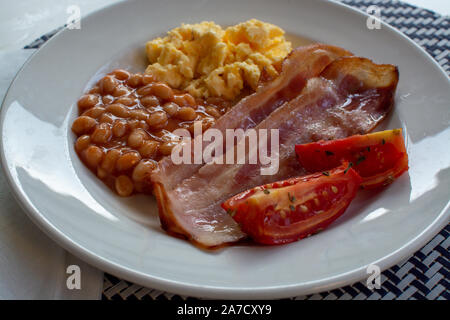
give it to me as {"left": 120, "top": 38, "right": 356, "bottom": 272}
{"left": 128, "top": 119, "right": 140, "bottom": 130}
{"left": 91, "top": 123, "right": 112, "bottom": 144}
{"left": 173, "top": 93, "right": 195, "bottom": 107}
{"left": 106, "top": 103, "right": 130, "bottom": 118}
{"left": 99, "top": 113, "right": 114, "bottom": 124}
{"left": 146, "top": 111, "right": 168, "bottom": 128}
{"left": 128, "top": 129, "right": 147, "bottom": 148}
{"left": 102, "top": 95, "right": 115, "bottom": 105}
{"left": 75, "top": 135, "right": 91, "bottom": 153}
{"left": 112, "top": 120, "right": 128, "bottom": 137}
{"left": 99, "top": 75, "right": 117, "bottom": 94}
{"left": 84, "top": 145, "right": 104, "bottom": 168}
{"left": 184, "top": 94, "right": 196, "bottom": 106}
{"left": 111, "top": 69, "right": 130, "bottom": 81}
{"left": 172, "top": 95, "right": 184, "bottom": 107}
{"left": 142, "top": 74, "right": 156, "bottom": 85}
{"left": 115, "top": 175, "right": 134, "bottom": 197}
{"left": 141, "top": 95, "right": 160, "bottom": 108}
{"left": 112, "top": 86, "right": 129, "bottom": 97}
{"left": 88, "top": 87, "right": 101, "bottom": 95}
{"left": 127, "top": 73, "right": 143, "bottom": 88}
{"left": 205, "top": 106, "right": 221, "bottom": 118}
{"left": 176, "top": 107, "right": 197, "bottom": 121}
{"left": 132, "top": 160, "right": 157, "bottom": 183}
{"left": 163, "top": 102, "right": 179, "bottom": 117}
{"left": 72, "top": 116, "right": 97, "bottom": 135}
{"left": 138, "top": 120, "right": 149, "bottom": 131}
{"left": 136, "top": 84, "right": 153, "bottom": 96}
{"left": 138, "top": 140, "right": 159, "bottom": 158}
{"left": 115, "top": 96, "right": 135, "bottom": 106}
{"left": 78, "top": 94, "right": 99, "bottom": 110}
{"left": 97, "top": 167, "right": 108, "bottom": 179}
{"left": 151, "top": 83, "right": 173, "bottom": 100}
{"left": 184, "top": 93, "right": 197, "bottom": 107}
{"left": 130, "top": 109, "right": 149, "bottom": 121}
{"left": 82, "top": 106, "right": 105, "bottom": 119}
{"left": 159, "top": 141, "right": 178, "bottom": 156}
{"left": 116, "top": 151, "right": 141, "bottom": 172}
{"left": 100, "top": 149, "right": 121, "bottom": 173}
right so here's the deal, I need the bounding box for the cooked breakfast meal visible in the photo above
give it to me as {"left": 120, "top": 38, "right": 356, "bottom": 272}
{"left": 71, "top": 19, "right": 408, "bottom": 249}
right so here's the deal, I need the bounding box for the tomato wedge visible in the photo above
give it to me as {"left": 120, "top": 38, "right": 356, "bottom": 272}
{"left": 221, "top": 163, "right": 362, "bottom": 245}
{"left": 295, "top": 129, "right": 409, "bottom": 188}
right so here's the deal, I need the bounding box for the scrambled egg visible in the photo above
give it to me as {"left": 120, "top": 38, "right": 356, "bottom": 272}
{"left": 145, "top": 19, "right": 292, "bottom": 100}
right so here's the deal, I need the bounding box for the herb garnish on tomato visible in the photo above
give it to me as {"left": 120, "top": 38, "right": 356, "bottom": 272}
{"left": 295, "top": 129, "right": 408, "bottom": 188}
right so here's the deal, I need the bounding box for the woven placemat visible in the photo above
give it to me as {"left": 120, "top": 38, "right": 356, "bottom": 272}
{"left": 25, "top": 0, "right": 449, "bottom": 300}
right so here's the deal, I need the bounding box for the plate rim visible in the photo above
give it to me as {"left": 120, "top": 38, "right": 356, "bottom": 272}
{"left": 1, "top": 0, "right": 449, "bottom": 299}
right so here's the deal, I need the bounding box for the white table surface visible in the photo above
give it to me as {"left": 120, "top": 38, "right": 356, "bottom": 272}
{"left": 0, "top": 0, "right": 447, "bottom": 300}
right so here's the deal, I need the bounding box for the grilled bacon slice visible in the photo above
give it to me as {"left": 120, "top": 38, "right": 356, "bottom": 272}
{"left": 153, "top": 44, "right": 352, "bottom": 191}
{"left": 153, "top": 55, "right": 399, "bottom": 249}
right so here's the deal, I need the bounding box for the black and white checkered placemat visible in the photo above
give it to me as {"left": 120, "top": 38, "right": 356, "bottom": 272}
{"left": 25, "top": 0, "right": 449, "bottom": 300}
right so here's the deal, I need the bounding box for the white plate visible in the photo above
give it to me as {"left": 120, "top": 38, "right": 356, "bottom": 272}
{"left": 1, "top": 0, "right": 449, "bottom": 299}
